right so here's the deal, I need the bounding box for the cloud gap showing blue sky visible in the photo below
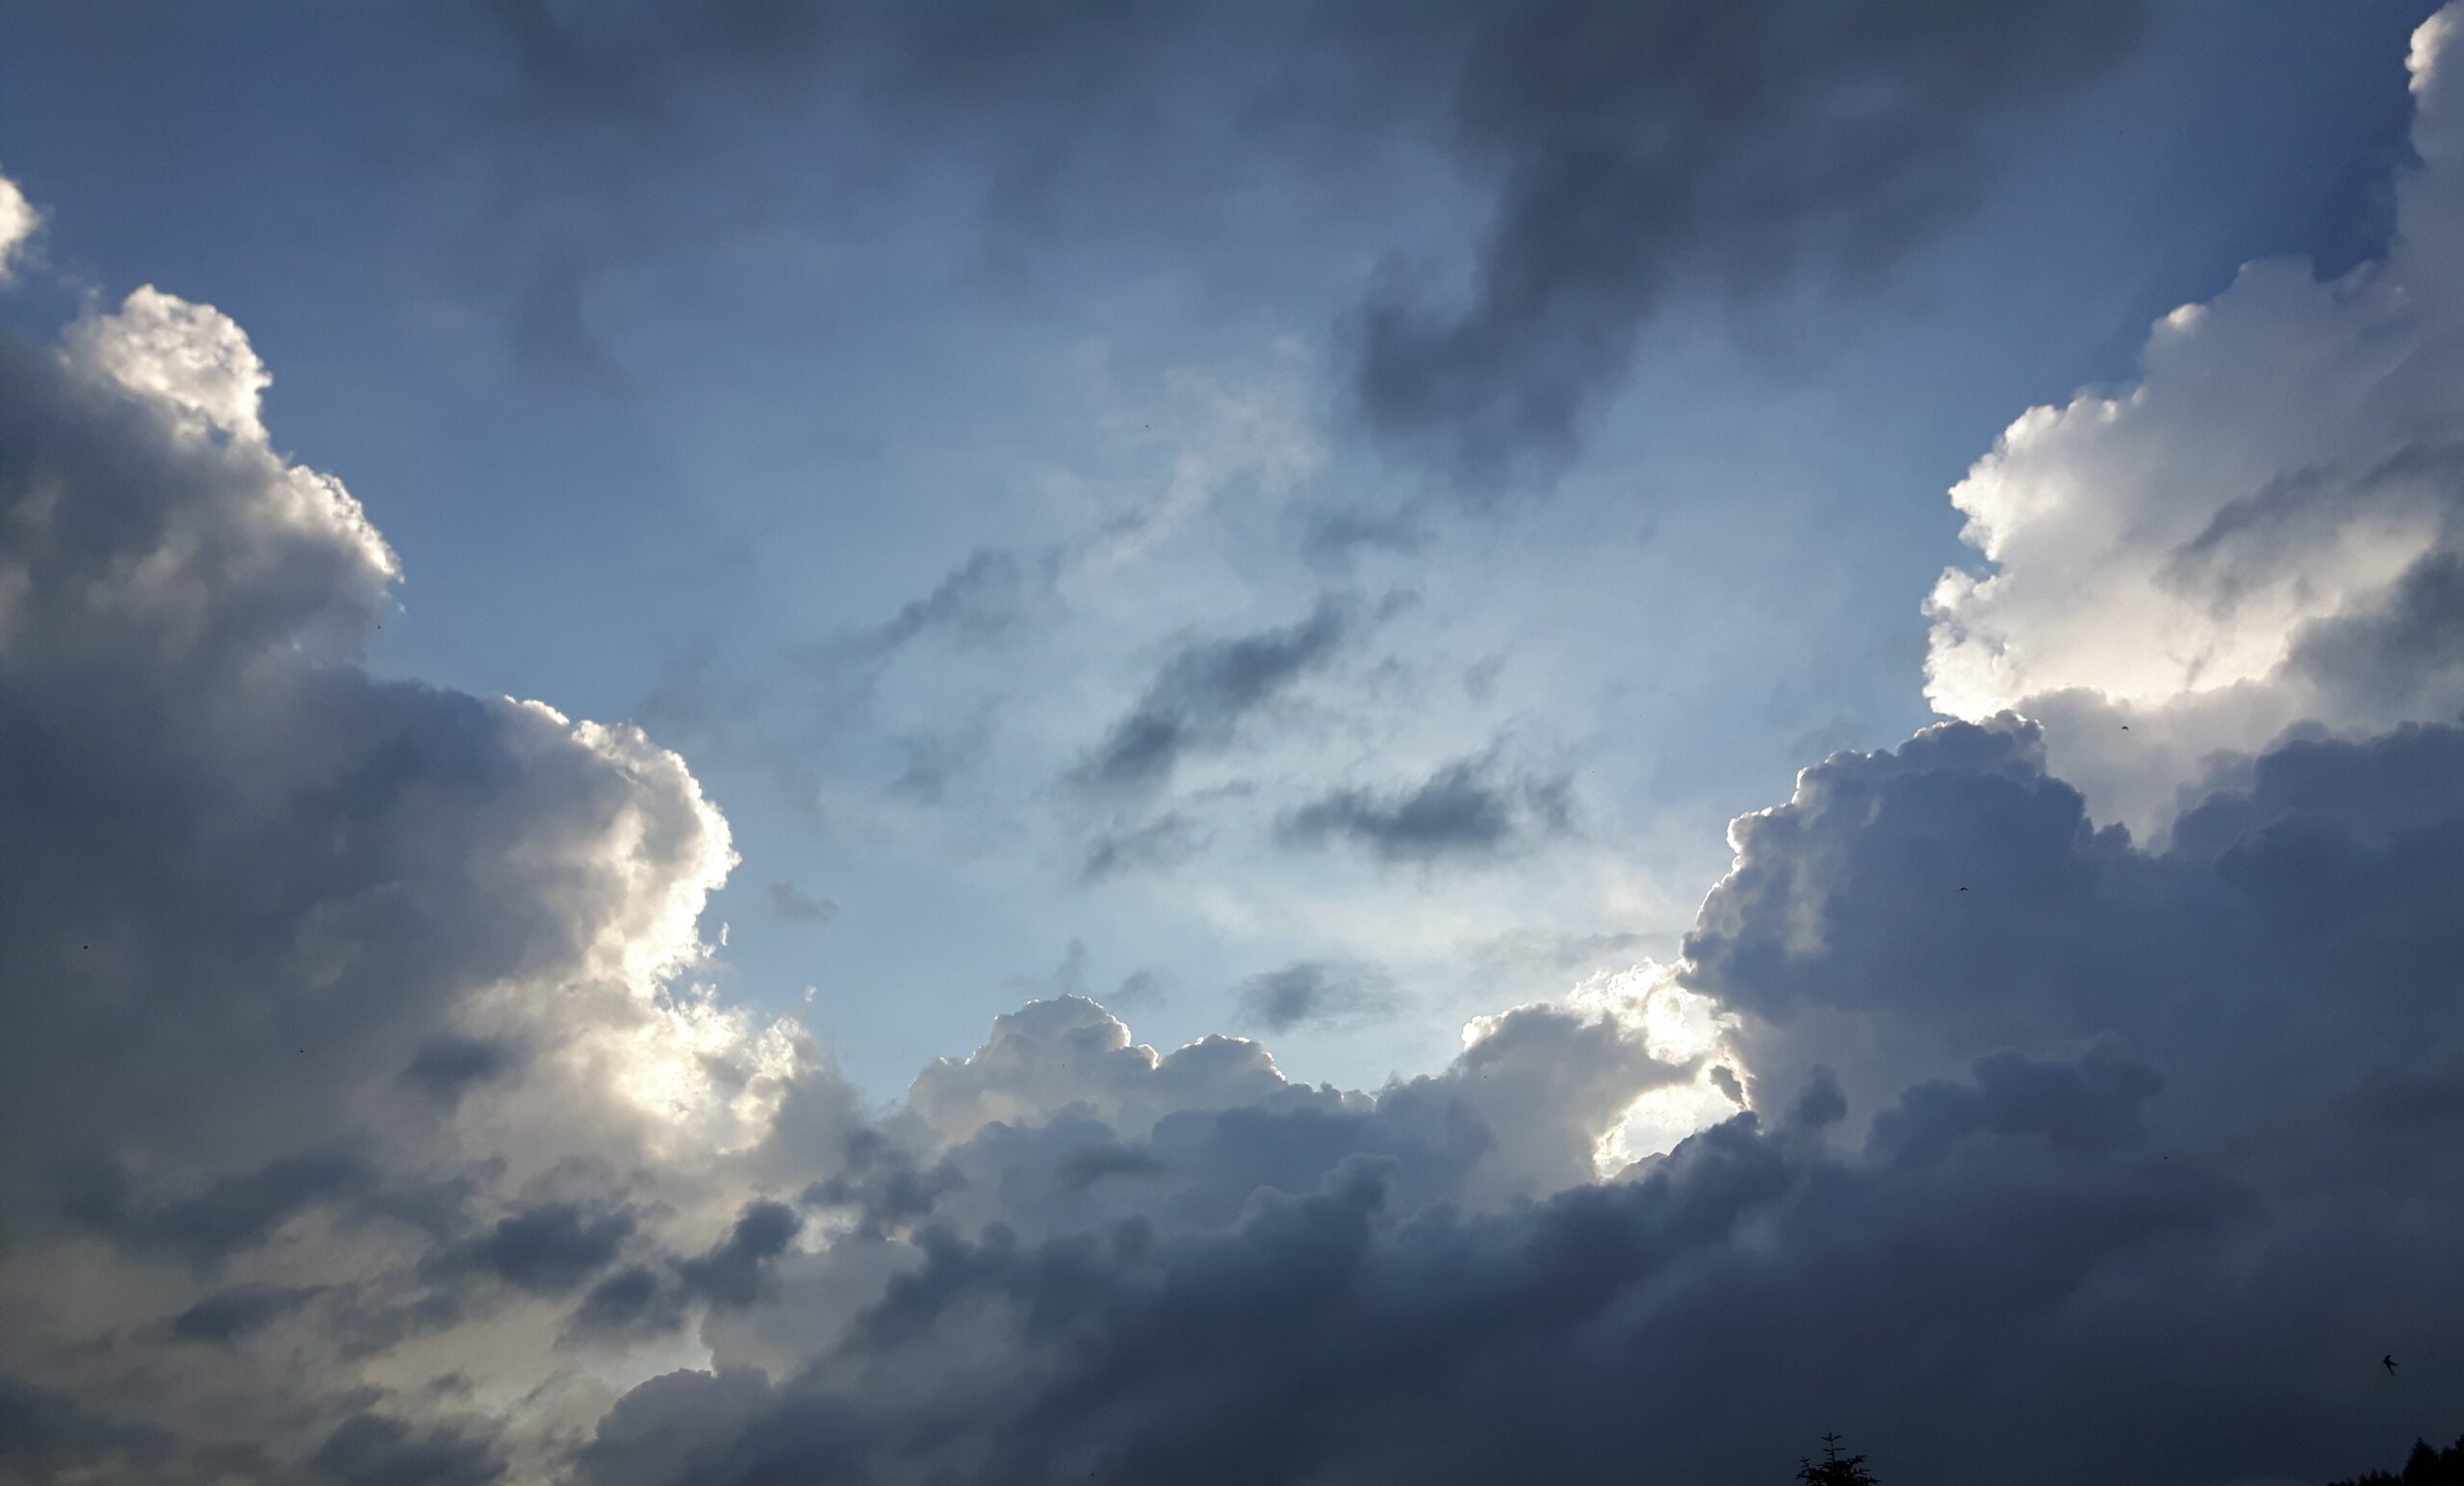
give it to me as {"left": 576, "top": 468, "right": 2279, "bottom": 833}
{"left": 2, "top": 3, "right": 2463, "bottom": 1482}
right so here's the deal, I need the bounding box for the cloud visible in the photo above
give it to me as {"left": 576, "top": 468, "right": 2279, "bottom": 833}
{"left": 1106, "top": 968, "right": 1168, "bottom": 1010}
{"left": 1278, "top": 750, "right": 1573, "bottom": 863}
{"left": 895, "top": 996, "right": 1292, "bottom": 1153}
{"left": 59, "top": 1148, "right": 382, "bottom": 1264}
{"left": 886, "top": 721, "right": 989, "bottom": 803}
{"left": 167, "top": 1283, "right": 324, "bottom": 1346}
{"left": 863, "top": 548, "right": 1044, "bottom": 653}
{"left": 1078, "top": 809, "right": 1207, "bottom": 883}
{"left": 0, "top": 263, "right": 824, "bottom": 1475}
{"left": 435, "top": 4, "right": 2143, "bottom": 497}
{"left": 801, "top": 1129, "right": 961, "bottom": 1240}
{"left": 304, "top": 1414, "right": 502, "bottom": 1486}
{"left": 402, "top": 1033, "right": 527, "bottom": 1101}
{"left": 568, "top": 1046, "right": 2233, "bottom": 1486}
{"left": 1233, "top": 960, "right": 1399, "bottom": 1033}
{"left": 441, "top": 1202, "right": 638, "bottom": 1294}
{"left": 1353, "top": 0, "right": 2148, "bottom": 489}
{"left": 1070, "top": 599, "right": 1352, "bottom": 796}
{"left": 1925, "top": 6, "right": 2464, "bottom": 834}
{"left": 1053, "top": 1140, "right": 1165, "bottom": 1191}
{"left": 548, "top": 25, "right": 2464, "bottom": 1485}
{"left": 14, "top": 16, "right": 2464, "bottom": 1485}
{"left": 576, "top": 734, "right": 2464, "bottom": 1477}
{"left": 0, "top": 1379, "right": 181, "bottom": 1484}
{"left": 765, "top": 880, "right": 837, "bottom": 923}
{"left": 0, "top": 165, "right": 38, "bottom": 283}
{"left": 796, "top": 547, "right": 1055, "bottom": 723}
{"left": 677, "top": 1199, "right": 804, "bottom": 1308}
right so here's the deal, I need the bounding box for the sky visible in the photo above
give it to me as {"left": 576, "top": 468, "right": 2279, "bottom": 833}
{"left": 2, "top": 2, "right": 2462, "bottom": 1483}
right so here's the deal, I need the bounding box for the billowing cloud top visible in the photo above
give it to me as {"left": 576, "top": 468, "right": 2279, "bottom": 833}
{"left": 1926, "top": 6, "right": 2464, "bottom": 834}
{"left": 8, "top": 13, "right": 2464, "bottom": 1486}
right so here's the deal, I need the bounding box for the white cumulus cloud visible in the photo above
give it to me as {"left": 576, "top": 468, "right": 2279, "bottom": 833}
{"left": 1926, "top": 5, "right": 2464, "bottom": 835}
{"left": 0, "top": 166, "right": 38, "bottom": 283}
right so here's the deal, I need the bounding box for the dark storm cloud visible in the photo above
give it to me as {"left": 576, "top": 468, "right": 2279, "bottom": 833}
{"left": 1681, "top": 713, "right": 2464, "bottom": 1088}
{"left": 10, "top": 27, "right": 2464, "bottom": 1471}
{"left": 305, "top": 1413, "right": 503, "bottom": 1486}
{"left": 570, "top": 710, "right": 2464, "bottom": 1486}
{"left": 571, "top": 1264, "right": 675, "bottom": 1337}
{"left": 801, "top": 1129, "right": 962, "bottom": 1239}
{"left": 569, "top": 1056, "right": 2233, "bottom": 1486}
{"left": 678, "top": 1199, "right": 804, "bottom": 1307}
{"left": 1863, "top": 1044, "right": 2162, "bottom": 1170}
{"left": 0, "top": 302, "right": 739, "bottom": 1275}
{"left": 0, "top": 285, "right": 804, "bottom": 1476}
{"left": 1354, "top": 0, "right": 2150, "bottom": 488}
{"left": 0, "top": 1378, "right": 180, "bottom": 1483}
{"left": 1233, "top": 960, "right": 1398, "bottom": 1034}
{"left": 442, "top": 1201, "right": 637, "bottom": 1294}
{"left": 572, "top": 1197, "right": 810, "bottom": 1338}
{"left": 1071, "top": 600, "right": 1351, "bottom": 796}
{"left": 1278, "top": 752, "right": 1573, "bottom": 863}
{"left": 167, "top": 1283, "right": 325, "bottom": 1345}
{"left": 60, "top": 1149, "right": 380, "bottom": 1263}
{"left": 1054, "top": 1140, "right": 1165, "bottom": 1191}
{"left": 402, "top": 1034, "right": 526, "bottom": 1101}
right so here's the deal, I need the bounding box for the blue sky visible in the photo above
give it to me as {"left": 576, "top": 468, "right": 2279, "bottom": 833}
{"left": 9, "top": 7, "right": 2464, "bottom": 1480}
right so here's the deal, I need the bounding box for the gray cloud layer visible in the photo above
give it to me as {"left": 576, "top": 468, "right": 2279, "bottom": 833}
{"left": 449, "top": 0, "right": 2147, "bottom": 488}
{"left": 1353, "top": 0, "right": 2147, "bottom": 486}
{"left": 12, "top": 11, "right": 2464, "bottom": 1485}
{"left": 563, "top": 715, "right": 2464, "bottom": 1486}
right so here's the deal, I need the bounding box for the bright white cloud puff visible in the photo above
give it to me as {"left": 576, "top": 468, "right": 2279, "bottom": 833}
{"left": 1928, "top": 7, "right": 2464, "bottom": 835}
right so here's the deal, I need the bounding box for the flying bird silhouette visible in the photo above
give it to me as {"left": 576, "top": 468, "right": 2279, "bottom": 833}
{"left": 2384, "top": 1353, "right": 2399, "bottom": 1376}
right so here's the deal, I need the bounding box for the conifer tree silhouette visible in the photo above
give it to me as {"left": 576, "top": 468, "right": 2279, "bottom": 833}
{"left": 1798, "top": 1433, "right": 1881, "bottom": 1486}
{"left": 2323, "top": 1430, "right": 2464, "bottom": 1486}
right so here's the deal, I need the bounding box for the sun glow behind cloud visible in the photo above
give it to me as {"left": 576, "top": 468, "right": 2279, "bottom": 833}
{"left": 1464, "top": 960, "right": 1746, "bottom": 1171}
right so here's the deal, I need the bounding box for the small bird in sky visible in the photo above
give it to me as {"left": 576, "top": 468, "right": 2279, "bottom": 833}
{"left": 2384, "top": 1353, "right": 2399, "bottom": 1376}
{"left": 1958, "top": 886, "right": 1969, "bottom": 892}
{"left": 2120, "top": 724, "right": 2130, "bottom": 730}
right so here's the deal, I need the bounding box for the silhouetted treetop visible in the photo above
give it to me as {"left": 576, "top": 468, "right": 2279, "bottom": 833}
{"left": 2326, "top": 1432, "right": 2464, "bottom": 1486}
{"left": 1798, "top": 1433, "right": 1881, "bottom": 1486}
